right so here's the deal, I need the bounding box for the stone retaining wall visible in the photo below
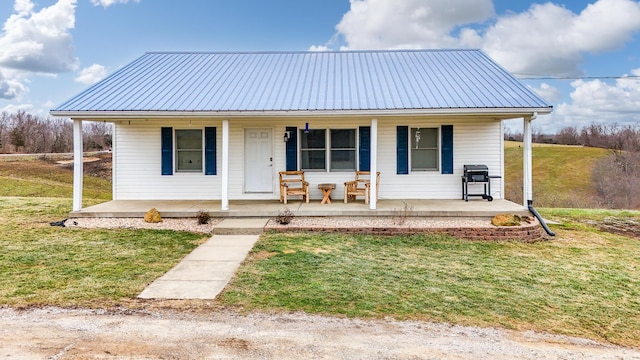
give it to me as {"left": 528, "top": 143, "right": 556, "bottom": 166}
{"left": 265, "top": 222, "right": 545, "bottom": 242}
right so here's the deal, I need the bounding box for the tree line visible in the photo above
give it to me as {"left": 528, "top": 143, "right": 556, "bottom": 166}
{"left": 506, "top": 123, "right": 640, "bottom": 209}
{"left": 505, "top": 123, "right": 640, "bottom": 151}
{"left": 0, "top": 111, "right": 111, "bottom": 154}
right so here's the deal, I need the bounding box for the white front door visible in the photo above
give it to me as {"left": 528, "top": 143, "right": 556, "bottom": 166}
{"left": 244, "top": 128, "right": 273, "bottom": 193}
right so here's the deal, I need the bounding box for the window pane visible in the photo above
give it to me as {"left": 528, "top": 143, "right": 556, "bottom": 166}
{"left": 331, "top": 150, "right": 356, "bottom": 170}
{"left": 300, "top": 129, "right": 326, "bottom": 149}
{"left": 411, "top": 128, "right": 437, "bottom": 149}
{"left": 411, "top": 149, "right": 438, "bottom": 170}
{"left": 177, "top": 151, "right": 203, "bottom": 171}
{"left": 176, "top": 129, "right": 203, "bottom": 172}
{"left": 301, "top": 150, "right": 326, "bottom": 170}
{"left": 177, "top": 129, "right": 203, "bottom": 150}
{"left": 331, "top": 129, "right": 355, "bottom": 148}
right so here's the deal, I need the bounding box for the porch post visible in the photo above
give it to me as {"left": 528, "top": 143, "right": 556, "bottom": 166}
{"left": 221, "top": 119, "right": 229, "bottom": 211}
{"left": 72, "top": 119, "right": 83, "bottom": 211}
{"left": 523, "top": 115, "right": 533, "bottom": 207}
{"left": 369, "top": 118, "right": 378, "bottom": 210}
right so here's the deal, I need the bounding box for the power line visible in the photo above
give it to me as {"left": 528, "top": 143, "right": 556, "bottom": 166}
{"left": 515, "top": 74, "right": 640, "bottom": 80}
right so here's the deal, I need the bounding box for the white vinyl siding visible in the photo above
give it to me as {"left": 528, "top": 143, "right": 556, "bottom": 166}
{"left": 112, "top": 117, "right": 503, "bottom": 201}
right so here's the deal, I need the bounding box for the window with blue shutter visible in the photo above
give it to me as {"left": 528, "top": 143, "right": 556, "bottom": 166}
{"left": 396, "top": 126, "right": 409, "bottom": 174}
{"left": 441, "top": 125, "right": 454, "bottom": 174}
{"left": 204, "top": 127, "right": 216, "bottom": 175}
{"left": 285, "top": 126, "right": 297, "bottom": 171}
{"left": 359, "top": 126, "right": 370, "bottom": 171}
{"left": 161, "top": 127, "right": 173, "bottom": 175}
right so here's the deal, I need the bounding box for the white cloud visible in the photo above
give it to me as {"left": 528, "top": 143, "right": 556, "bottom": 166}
{"left": 91, "top": 0, "right": 140, "bottom": 7}
{"left": 530, "top": 83, "right": 563, "bottom": 103}
{"left": 1, "top": 103, "right": 33, "bottom": 114}
{"left": 479, "top": 0, "right": 640, "bottom": 76}
{"left": 75, "top": 64, "right": 107, "bottom": 84}
{"left": 336, "top": 0, "right": 494, "bottom": 49}
{"left": 0, "top": 0, "right": 79, "bottom": 74}
{"left": 533, "top": 70, "right": 640, "bottom": 132}
{"left": 333, "top": 0, "right": 640, "bottom": 77}
{"left": 309, "top": 45, "right": 330, "bottom": 52}
{"left": 0, "top": 72, "right": 28, "bottom": 100}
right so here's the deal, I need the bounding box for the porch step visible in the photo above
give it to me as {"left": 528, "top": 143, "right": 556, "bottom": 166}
{"left": 213, "top": 218, "right": 270, "bottom": 235}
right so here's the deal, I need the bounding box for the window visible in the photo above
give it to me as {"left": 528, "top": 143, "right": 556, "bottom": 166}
{"left": 300, "top": 128, "right": 357, "bottom": 171}
{"left": 175, "top": 129, "right": 202, "bottom": 172}
{"left": 411, "top": 128, "right": 438, "bottom": 170}
{"left": 300, "top": 129, "right": 326, "bottom": 170}
{"left": 330, "top": 129, "right": 356, "bottom": 171}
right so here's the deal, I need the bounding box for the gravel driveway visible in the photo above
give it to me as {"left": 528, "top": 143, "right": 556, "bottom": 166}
{"left": 1, "top": 307, "right": 638, "bottom": 359}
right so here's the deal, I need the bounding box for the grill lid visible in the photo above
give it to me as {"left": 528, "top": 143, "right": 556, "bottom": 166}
{"left": 463, "top": 164, "right": 489, "bottom": 173}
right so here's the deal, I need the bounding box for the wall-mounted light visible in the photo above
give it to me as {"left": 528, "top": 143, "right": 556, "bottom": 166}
{"left": 304, "top": 122, "right": 309, "bottom": 134}
{"left": 283, "top": 131, "right": 291, "bottom": 142}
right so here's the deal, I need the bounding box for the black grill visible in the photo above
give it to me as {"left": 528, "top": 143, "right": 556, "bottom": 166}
{"left": 461, "top": 164, "right": 498, "bottom": 201}
{"left": 463, "top": 164, "right": 489, "bottom": 182}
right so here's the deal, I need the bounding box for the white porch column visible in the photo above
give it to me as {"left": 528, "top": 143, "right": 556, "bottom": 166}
{"left": 523, "top": 115, "right": 533, "bottom": 207}
{"left": 72, "top": 119, "right": 83, "bottom": 211}
{"left": 369, "top": 118, "right": 378, "bottom": 210}
{"left": 221, "top": 119, "right": 229, "bottom": 211}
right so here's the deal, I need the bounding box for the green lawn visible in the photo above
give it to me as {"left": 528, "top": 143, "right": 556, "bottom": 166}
{"left": 504, "top": 141, "right": 610, "bottom": 208}
{"left": 1, "top": 155, "right": 638, "bottom": 348}
{"left": 0, "top": 197, "right": 206, "bottom": 308}
{"left": 220, "top": 214, "right": 640, "bottom": 347}
{"left": 0, "top": 157, "right": 111, "bottom": 203}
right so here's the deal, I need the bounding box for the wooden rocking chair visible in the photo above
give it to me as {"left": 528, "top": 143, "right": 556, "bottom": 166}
{"left": 344, "top": 171, "right": 380, "bottom": 204}
{"left": 279, "top": 171, "right": 309, "bottom": 204}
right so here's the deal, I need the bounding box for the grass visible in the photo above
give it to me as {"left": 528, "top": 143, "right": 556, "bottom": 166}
{"left": 0, "top": 197, "right": 207, "bottom": 307}
{"left": 504, "top": 141, "right": 610, "bottom": 207}
{"left": 220, "top": 219, "right": 640, "bottom": 347}
{"left": 0, "top": 157, "right": 111, "bottom": 203}
{"left": 2, "top": 154, "right": 639, "bottom": 347}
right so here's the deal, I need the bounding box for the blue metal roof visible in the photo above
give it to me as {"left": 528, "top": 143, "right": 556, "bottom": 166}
{"left": 52, "top": 50, "right": 552, "bottom": 114}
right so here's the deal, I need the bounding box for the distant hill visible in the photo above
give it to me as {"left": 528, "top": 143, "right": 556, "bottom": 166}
{"left": 0, "top": 153, "right": 111, "bottom": 201}
{"left": 504, "top": 141, "right": 611, "bottom": 208}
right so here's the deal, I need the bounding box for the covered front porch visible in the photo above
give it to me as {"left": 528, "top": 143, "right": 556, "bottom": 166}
{"left": 70, "top": 198, "right": 529, "bottom": 218}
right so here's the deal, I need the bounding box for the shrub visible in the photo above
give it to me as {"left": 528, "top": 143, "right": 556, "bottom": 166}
{"left": 275, "top": 208, "right": 294, "bottom": 225}
{"left": 393, "top": 200, "right": 413, "bottom": 225}
{"left": 196, "top": 211, "right": 211, "bottom": 225}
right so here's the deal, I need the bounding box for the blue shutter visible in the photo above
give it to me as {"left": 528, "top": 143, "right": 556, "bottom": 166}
{"left": 161, "top": 127, "right": 173, "bottom": 175}
{"left": 285, "top": 126, "right": 297, "bottom": 171}
{"left": 441, "top": 125, "right": 454, "bottom": 174}
{"left": 396, "top": 126, "right": 409, "bottom": 175}
{"left": 359, "top": 126, "right": 370, "bottom": 171}
{"left": 205, "top": 127, "right": 216, "bottom": 175}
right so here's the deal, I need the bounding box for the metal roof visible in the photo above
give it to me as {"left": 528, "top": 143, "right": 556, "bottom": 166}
{"left": 52, "top": 50, "right": 552, "bottom": 116}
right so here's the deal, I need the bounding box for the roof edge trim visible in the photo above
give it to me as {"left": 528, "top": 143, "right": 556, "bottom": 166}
{"left": 50, "top": 107, "right": 553, "bottom": 119}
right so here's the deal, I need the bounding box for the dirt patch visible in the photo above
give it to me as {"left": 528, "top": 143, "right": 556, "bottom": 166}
{"left": 57, "top": 152, "right": 112, "bottom": 180}
{"left": 593, "top": 217, "right": 640, "bottom": 239}
{"left": 251, "top": 250, "right": 278, "bottom": 260}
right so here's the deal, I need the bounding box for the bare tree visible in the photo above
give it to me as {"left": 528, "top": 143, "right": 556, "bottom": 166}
{"left": 0, "top": 111, "right": 9, "bottom": 152}
{"left": 556, "top": 126, "right": 580, "bottom": 145}
{"left": 593, "top": 150, "right": 640, "bottom": 209}
{"left": 83, "top": 121, "right": 113, "bottom": 151}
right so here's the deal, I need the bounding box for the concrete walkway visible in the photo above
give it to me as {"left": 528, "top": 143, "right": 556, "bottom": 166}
{"left": 138, "top": 218, "right": 268, "bottom": 300}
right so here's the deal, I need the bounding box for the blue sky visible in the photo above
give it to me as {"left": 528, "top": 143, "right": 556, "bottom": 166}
{"left": 1, "top": 0, "right": 639, "bottom": 133}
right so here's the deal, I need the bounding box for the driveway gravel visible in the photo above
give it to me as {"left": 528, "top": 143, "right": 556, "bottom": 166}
{"left": 1, "top": 307, "right": 638, "bottom": 359}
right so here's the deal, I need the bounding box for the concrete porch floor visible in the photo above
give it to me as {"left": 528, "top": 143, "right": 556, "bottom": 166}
{"left": 71, "top": 198, "right": 529, "bottom": 218}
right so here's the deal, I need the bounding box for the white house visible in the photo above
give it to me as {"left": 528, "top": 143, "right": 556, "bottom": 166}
{"left": 50, "top": 50, "right": 552, "bottom": 212}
